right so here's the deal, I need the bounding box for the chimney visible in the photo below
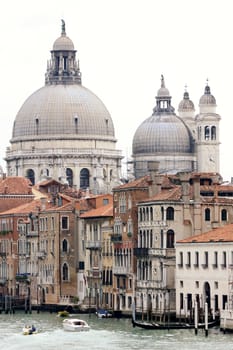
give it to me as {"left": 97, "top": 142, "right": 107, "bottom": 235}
{"left": 40, "top": 197, "right": 47, "bottom": 210}
{"left": 148, "top": 161, "right": 163, "bottom": 197}
{"left": 192, "top": 175, "right": 200, "bottom": 202}
{"left": 179, "top": 172, "right": 191, "bottom": 204}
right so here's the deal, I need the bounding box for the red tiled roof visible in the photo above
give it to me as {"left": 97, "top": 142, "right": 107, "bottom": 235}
{"left": 80, "top": 203, "right": 113, "bottom": 218}
{"left": 0, "top": 177, "right": 32, "bottom": 194}
{"left": 177, "top": 224, "right": 233, "bottom": 244}
{"left": 0, "top": 199, "right": 42, "bottom": 215}
{"left": 113, "top": 176, "right": 150, "bottom": 190}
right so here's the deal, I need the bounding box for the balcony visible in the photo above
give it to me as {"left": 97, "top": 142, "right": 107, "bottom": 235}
{"left": 133, "top": 248, "right": 149, "bottom": 257}
{"left": 111, "top": 234, "right": 122, "bottom": 243}
{"left": 0, "top": 278, "right": 7, "bottom": 285}
{"left": 87, "top": 268, "right": 101, "bottom": 279}
{"left": 26, "top": 231, "right": 39, "bottom": 237}
{"left": 118, "top": 287, "right": 126, "bottom": 295}
{"left": 85, "top": 241, "right": 102, "bottom": 250}
{"left": 113, "top": 266, "right": 131, "bottom": 275}
{"left": 136, "top": 280, "right": 166, "bottom": 289}
{"left": 15, "top": 273, "right": 30, "bottom": 283}
{"left": 36, "top": 251, "right": 46, "bottom": 259}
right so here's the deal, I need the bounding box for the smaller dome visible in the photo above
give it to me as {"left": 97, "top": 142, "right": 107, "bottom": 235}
{"left": 52, "top": 20, "right": 75, "bottom": 51}
{"left": 199, "top": 85, "right": 216, "bottom": 106}
{"left": 53, "top": 35, "right": 74, "bottom": 51}
{"left": 178, "top": 91, "right": 195, "bottom": 112}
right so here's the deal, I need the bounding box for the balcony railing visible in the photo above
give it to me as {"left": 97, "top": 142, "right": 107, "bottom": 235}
{"left": 87, "top": 269, "right": 101, "bottom": 279}
{"left": 15, "top": 273, "right": 30, "bottom": 282}
{"left": 0, "top": 278, "right": 7, "bottom": 285}
{"left": 85, "top": 241, "right": 102, "bottom": 249}
{"left": 36, "top": 251, "right": 47, "bottom": 259}
{"left": 113, "top": 266, "right": 131, "bottom": 275}
{"left": 111, "top": 234, "right": 122, "bottom": 243}
{"left": 133, "top": 248, "right": 149, "bottom": 257}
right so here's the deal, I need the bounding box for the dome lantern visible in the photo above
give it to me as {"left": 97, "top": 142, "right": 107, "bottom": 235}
{"left": 46, "top": 20, "right": 81, "bottom": 85}
{"left": 153, "top": 75, "right": 175, "bottom": 114}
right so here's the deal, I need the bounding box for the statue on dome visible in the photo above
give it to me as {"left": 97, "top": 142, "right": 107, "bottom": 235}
{"left": 61, "top": 19, "right": 66, "bottom": 35}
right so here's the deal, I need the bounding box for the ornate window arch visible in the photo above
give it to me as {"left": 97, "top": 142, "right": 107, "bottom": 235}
{"left": 166, "top": 207, "right": 174, "bottom": 220}
{"left": 66, "top": 168, "right": 73, "bottom": 187}
{"left": 167, "top": 229, "right": 175, "bottom": 248}
{"left": 62, "top": 263, "right": 69, "bottom": 281}
{"left": 62, "top": 239, "right": 68, "bottom": 252}
{"left": 26, "top": 169, "right": 35, "bottom": 185}
{"left": 80, "top": 168, "right": 89, "bottom": 189}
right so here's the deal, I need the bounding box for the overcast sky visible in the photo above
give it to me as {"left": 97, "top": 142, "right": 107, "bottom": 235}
{"left": 1, "top": 0, "right": 233, "bottom": 180}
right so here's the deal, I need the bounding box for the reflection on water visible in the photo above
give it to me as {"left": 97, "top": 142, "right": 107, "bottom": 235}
{"left": 0, "top": 312, "right": 232, "bottom": 350}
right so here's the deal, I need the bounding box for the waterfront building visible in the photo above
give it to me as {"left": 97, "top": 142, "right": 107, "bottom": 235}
{"left": 132, "top": 76, "right": 221, "bottom": 178}
{"left": 134, "top": 171, "right": 233, "bottom": 320}
{"left": 80, "top": 200, "right": 113, "bottom": 310}
{"left": 176, "top": 224, "right": 233, "bottom": 320}
{"left": 111, "top": 176, "right": 150, "bottom": 314}
{"left": 5, "top": 21, "right": 122, "bottom": 193}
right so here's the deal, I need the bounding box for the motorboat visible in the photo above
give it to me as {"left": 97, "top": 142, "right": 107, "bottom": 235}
{"left": 96, "top": 309, "right": 112, "bottom": 319}
{"left": 62, "top": 318, "right": 90, "bottom": 332}
{"left": 57, "top": 310, "right": 70, "bottom": 317}
{"left": 23, "top": 325, "right": 37, "bottom": 335}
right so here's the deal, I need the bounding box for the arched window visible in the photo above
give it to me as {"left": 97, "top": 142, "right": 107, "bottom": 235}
{"left": 161, "top": 207, "right": 164, "bottom": 220}
{"left": 62, "top": 239, "right": 68, "bottom": 252}
{"left": 26, "top": 169, "right": 35, "bottom": 185}
{"left": 66, "top": 168, "right": 73, "bottom": 187}
{"left": 166, "top": 207, "right": 174, "bottom": 221}
{"left": 205, "top": 208, "right": 211, "bottom": 221}
{"left": 167, "top": 230, "right": 175, "bottom": 248}
{"left": 221, "top": 209, "right": 227, "bottom": 221}
{"left": 204, "top": 126, "right": 210, "bottom": 140}
{"left": 40, "top": 168, "right": 49, "bottom": 177}
{"left": 62, "top": 263, "right": 69, "bottom": 281}
{"left": 80, "top": 168, "right": 89, "bottom": 189}
{"left": 211, "top": 126, "right": 216, "bottom": 140}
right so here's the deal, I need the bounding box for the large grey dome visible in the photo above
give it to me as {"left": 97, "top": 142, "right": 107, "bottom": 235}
{"left": 133, "top": 76, "right": 192, "bottom": 155}
{"left": 6, "top": 21, "right": 122, "bottom": 193}
{"left": 11, "top": 84, "right": 115, "bottom": 142}
{"left": 132, "top": 114, "right": 192, "bottom": 154}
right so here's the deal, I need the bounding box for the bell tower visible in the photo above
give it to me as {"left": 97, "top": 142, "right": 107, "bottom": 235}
{"left": 195, "top": 82, "right": 221, "bottom": 173}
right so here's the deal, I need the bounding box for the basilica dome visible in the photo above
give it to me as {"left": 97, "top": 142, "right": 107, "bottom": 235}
{"left": 132, "top": 113, "right": 192, "bottom": 155}
{"left": 11, "top": 84, "right": 115, "bottom": 142}
{"left": 6, "top": 21, "right": 122, "bottom": 193}
{"left": 132, "top": 76, "right": 194, "bottom": 178}
{"left": 133, "top": 76, "right": 192, "bottom": 155}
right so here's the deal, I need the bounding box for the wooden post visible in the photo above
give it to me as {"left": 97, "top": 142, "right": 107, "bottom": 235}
{"left": 194, "top": 300, "right": 198, "bottom": 335}
{"left": 205, "top": 302, "right": 208, "bottom": 337}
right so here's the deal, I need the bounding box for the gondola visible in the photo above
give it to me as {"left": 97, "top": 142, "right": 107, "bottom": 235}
{"left": 132, "top": 317, "right": 219, "bottom": 330}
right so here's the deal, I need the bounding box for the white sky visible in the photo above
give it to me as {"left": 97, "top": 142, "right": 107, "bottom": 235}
{"left": 1, "top": 0, "right": 233, "bottom": 180}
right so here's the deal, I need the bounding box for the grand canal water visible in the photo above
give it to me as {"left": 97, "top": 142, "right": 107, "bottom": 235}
{"left": 0, "top": 311, "right": 233, "bottom": 350}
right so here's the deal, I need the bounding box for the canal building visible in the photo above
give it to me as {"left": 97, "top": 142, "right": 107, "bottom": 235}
{"left": 134, "top": 171, "right": 233, "bottom": 320}
{"left": 79, "top": 200, "right": 113, "bottom": 310}
{"left": 111, "top": 175, "right": 150, "bottom": 315}
{"left": 176, "top": 224, "right": 233, "bottom": 322}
